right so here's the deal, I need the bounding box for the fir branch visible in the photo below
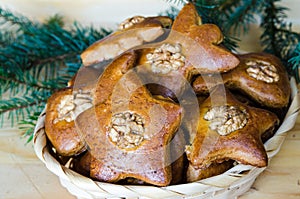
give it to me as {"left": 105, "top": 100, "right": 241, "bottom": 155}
{"left": 288, "top": 43, "right": 300, "bottom": 81}
{"left": 0, "top": 30, "right": 16, "bottom": 46}
{"left": 164, "top": 0, "right": 186, "bottom": 5}
{"left": 159, "top": 6, "right": 180, "bottom": 20}
{"left": 18, "top": 111, "right": 41, "bottom": 143}
{"left": 0, "top": 63, "right": 59, "bottom": 95}
{"left": 0, "top": 7, "right": 111, "bottom": 130}
{"left": 0, "top": 7, "right": 33, "bottom": 31}
{"left": 192, "top": 0, "right": 226, "bottom": 9}
{"left": 260, "top": 0, "right": 290, "bottom": 58}
{"left": 0, "top": 92, "right": 48, "bottom": 116}
{"left": 29, "top": 52, "right": 76, "bottom": 70}
{"left": 187, "top": 0, "right": 240, "bottom": 50}
{"left": 260, "top": 0, "right": 300, "bottom": 81}
{"left": 0, "top": 96, "right": 47, "bottom": 127}
{"left": 220, "top": 0, "right": 264, "bottom": 35}
{"left": 0, "top": 74, "right": 52, "bottom": 91}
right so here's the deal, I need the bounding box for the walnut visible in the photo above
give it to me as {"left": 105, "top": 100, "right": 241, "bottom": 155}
{"left": 53, "top": 95, "right": 74, "bottom": 123}
{"left": 108, "top": 112, "right": 146, "bottom": 149}
{"left": 146, "top": 43, "right": 186, "bottom": 74}
{"left": 246, "top": 60, "right": 280, "bottom": 83}
{"left": 204, "top": 106, "right": 248, "bottom": 136}
{"left": 118, "top": 16, "right": 145, "bottom": 30}
{"left": 53, "top": 91, "right": 93, "bottom": 124}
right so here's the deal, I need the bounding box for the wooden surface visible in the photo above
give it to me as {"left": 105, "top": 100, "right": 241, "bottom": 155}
{"left": 1, "top": 0, "right": 300, "bottom": 198}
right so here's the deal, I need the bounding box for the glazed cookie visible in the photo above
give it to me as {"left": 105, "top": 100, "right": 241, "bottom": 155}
{"left": 135, "top": 3, "right": 239, "bottom": 99}
{"left": 186, "top": 86, "right": 279, "bottom": 169}
{"left": 170, "top": 3, "right": 239, "bottom": 74}
{"left": 76, "top": 71, "right": 182, "bottom": 186}
{"left": 45, "top": 88, "right": 92, "bottom": 156}
{"left": 193, "top": 53, "right": 290, "bottom": 108}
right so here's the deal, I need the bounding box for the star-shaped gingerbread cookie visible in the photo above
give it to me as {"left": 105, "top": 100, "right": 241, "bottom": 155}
{"left": 134, "top": 3, "right": 239, "bottom": 99}
{"left": 193, "top": 53, "right": 291, "bottom": 108}
{"left": 169, "top": 2, "right": 240, "bottom": 73}
{"left": 76, "top": 70, "right": 182, "bottom": 186}
{"left": 185, "top": 86, "right": 279, "bottom": 169}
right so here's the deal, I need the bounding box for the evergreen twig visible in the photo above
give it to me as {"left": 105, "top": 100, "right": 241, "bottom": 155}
{"left": 18, "top": 111, "right": 41, "bottom": 143}
{"left": 260, "top": 0, "right": 300, "bottom": 81}
{"left": 159, "top": 6, "right": 180, "bottom": 20}
{"left": 0, "top": 8, "right": 111, "bottom": 141}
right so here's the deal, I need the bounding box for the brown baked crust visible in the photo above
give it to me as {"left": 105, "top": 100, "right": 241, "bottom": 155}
{"left": 170, "top": 129, "right": 186, "bottom": 184}
{"left": 186, "top": 86, "right": 279, "bottom": 169}
{"left": 193, "top": 53, "right": 291, "bottom": 108}
{"left": 135, "top": 47, "right": 194, "bottom": 99}
{"left": 186, "top": 160, "right": 234, "bottom": 182}
{"left": 185, "top": 24, "right": 239, "bottom": 73}
{"left": 133, "top": 3, "right": 240, "bottom": 99}
{"left": 80, "top": 16, "right": 172, "bottom": 66}
{"left": 76, "top": 71, "right": 182, "bottom": 186}
{"left": 231, "top": 53, "right": 290, "bottom": 108}
{"left": 45, "top": 88, "right": 86, "bottom": 156}
{"left": 170, "top": 3, "right": 239, "bottom": 73}
{"left": 171, "top": 2, "right": 201, "bottom": 34}
{"left": 71, "top": 152, "right": 91, "bottom": 177}
{"left": 97, "top": 3, "right": 240, "bottom": 103}
{"left": 93, "top": 51, "right": 137, "bottom": 105}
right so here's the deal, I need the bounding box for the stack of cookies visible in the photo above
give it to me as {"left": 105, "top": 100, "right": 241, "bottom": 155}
{"left": 44, "top": 3, "right": 290, "bottom": 186}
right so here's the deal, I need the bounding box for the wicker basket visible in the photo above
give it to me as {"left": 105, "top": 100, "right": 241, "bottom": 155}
{"left": 34, "top": 78, "right": 299, "bottom": 199}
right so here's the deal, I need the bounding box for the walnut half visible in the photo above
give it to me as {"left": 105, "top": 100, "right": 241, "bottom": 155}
{"left": 108, "top": 112, "right": 146, "bottom": 149}
{"left": 246, "top": 60, "right": 280, "bottom": 83}
{"left": 118, "top": 16, "right": 145, "bottom": 30}
{"left": 204, "top": 105, "right": 248, "bottom": 136}
{"left": 146, "top": 43, "right": 186, "bottom": 74}
{"left": 53, "top": 91, "right": 93, "bottom": 124}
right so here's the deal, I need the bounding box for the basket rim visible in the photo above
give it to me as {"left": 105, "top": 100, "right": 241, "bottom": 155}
{"left": 33, "top": 78, "right": 300, "bottom": 199}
